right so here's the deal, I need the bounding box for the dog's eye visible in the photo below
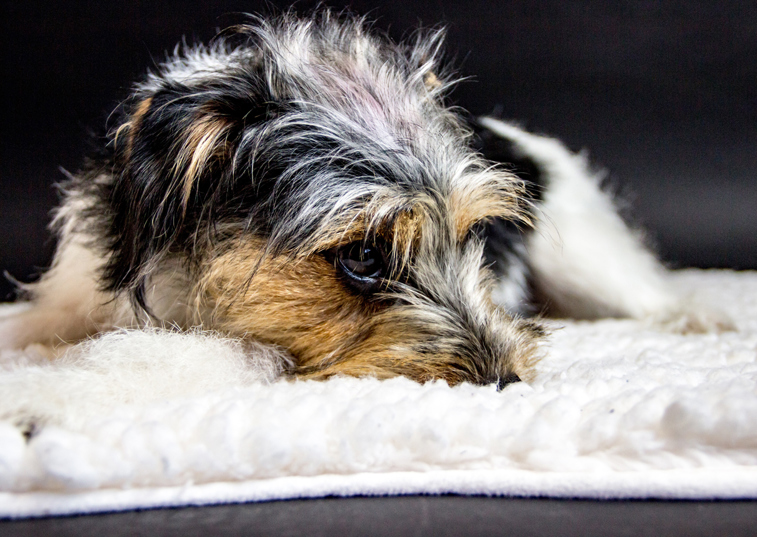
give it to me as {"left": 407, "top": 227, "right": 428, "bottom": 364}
{"left": 336, "top": 242, "right": 385, "bottom": 280}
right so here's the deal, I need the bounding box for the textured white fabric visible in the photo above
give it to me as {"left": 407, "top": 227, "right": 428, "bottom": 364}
{"left": 1, "top": 269, "right": 756, "bottom": 518}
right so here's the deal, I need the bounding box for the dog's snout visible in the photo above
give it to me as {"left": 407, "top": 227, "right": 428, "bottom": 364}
{"left": 496, "top": 372, "right": 521, "bottom": 391}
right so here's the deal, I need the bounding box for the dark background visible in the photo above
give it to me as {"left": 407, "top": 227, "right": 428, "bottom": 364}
{"left": 2, "top": 0, "right": 756, "bottom": 300}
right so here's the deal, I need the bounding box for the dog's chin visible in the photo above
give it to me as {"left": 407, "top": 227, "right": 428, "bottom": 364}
{"left": 293, "top": 344, "right": 532, "bottom": 388}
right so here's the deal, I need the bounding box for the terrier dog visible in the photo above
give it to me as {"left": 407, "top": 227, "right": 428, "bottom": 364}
{"left": 0, "top": 12, "right": 706, "bottom": 387}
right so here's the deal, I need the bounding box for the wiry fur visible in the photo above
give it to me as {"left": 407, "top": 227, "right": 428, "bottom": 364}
{"left": 0, "top": 12, "right": 723, "bottom": 387}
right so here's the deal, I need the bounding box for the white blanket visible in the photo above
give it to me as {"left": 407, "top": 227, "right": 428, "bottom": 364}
{"left": 1, "top": 269, "right": 756, "bottom": 518}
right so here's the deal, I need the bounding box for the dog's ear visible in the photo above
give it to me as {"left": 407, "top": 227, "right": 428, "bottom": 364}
{"left": 103, "top": 68, "right": 277, "bottom": 308}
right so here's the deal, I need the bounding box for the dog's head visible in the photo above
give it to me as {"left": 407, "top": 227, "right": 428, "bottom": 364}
{"left": 90, "top": 12, "right": 540, "bottom": 386}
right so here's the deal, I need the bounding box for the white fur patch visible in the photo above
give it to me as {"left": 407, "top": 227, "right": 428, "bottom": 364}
{"left": 479, "top": 118, "right": 676, "bottom": 320}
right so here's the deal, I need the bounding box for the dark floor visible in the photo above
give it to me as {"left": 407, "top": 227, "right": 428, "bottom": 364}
{"left": 3, "top": 495, "right": 757, "bottom": 537}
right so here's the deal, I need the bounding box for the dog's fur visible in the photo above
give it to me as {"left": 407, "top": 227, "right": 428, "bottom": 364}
{"left": 0, "top": 12, "right": 711, "bottom": 387}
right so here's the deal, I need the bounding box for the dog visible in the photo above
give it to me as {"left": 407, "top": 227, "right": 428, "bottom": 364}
{"left": 0, "top": 12, "right": 720, "bottom": 388}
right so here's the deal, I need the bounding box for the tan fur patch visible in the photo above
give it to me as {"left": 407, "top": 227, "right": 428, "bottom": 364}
{"left": 114, "top": 97, "right": 153, "bottom": 159}
{"left": 423, "top": 71, "right": 442, "bottom": 91}
{"left": 449, "top": 180, "right": 528, "bottom": 242}
{"left": 197, "top": 239, "right": 380, "bottom": 368}
{"left": 385, "top": 209, "right": 424, "bottom": 276}
{"left": 174, "top": 112, "right": 233, "bottom": 210}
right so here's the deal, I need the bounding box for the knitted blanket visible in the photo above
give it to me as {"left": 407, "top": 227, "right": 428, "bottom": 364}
{"left": 1, "top": 269, "right": 756, "bottom": 518}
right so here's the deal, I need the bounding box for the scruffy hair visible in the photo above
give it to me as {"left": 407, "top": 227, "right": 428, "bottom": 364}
{"left": 37, "top": 11, "right": 539, "bottom": 386}
{"left": 71, "top": 13, "right": 525, "bottom": 309}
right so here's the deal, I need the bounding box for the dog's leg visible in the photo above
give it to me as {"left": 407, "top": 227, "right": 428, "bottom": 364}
{"left": 476, "top": 117, "right": 731, "bottom": 331}
{"left": 0, "top": 239, "right": 123, "bottom": 352}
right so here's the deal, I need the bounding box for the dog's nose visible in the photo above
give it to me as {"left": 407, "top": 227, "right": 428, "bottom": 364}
{"left": 496, "top": 372, "right": 521, "bottom": 391}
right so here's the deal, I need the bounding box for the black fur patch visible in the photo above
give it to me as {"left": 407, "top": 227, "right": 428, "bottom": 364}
{"left": 470, "top": 119, "right": 544, "bottom": 203}
{"left": 469, "top": 118, "right": 546, "bottom": 285}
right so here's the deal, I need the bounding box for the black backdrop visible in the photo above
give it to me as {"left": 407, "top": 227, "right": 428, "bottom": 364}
{"left": 2, "top": 0, "right": 756, "bottom": 300}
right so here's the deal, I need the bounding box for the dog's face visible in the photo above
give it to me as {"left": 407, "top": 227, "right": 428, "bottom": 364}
{"left": 87, "top": 14, "right": 540, "bottom": 386}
